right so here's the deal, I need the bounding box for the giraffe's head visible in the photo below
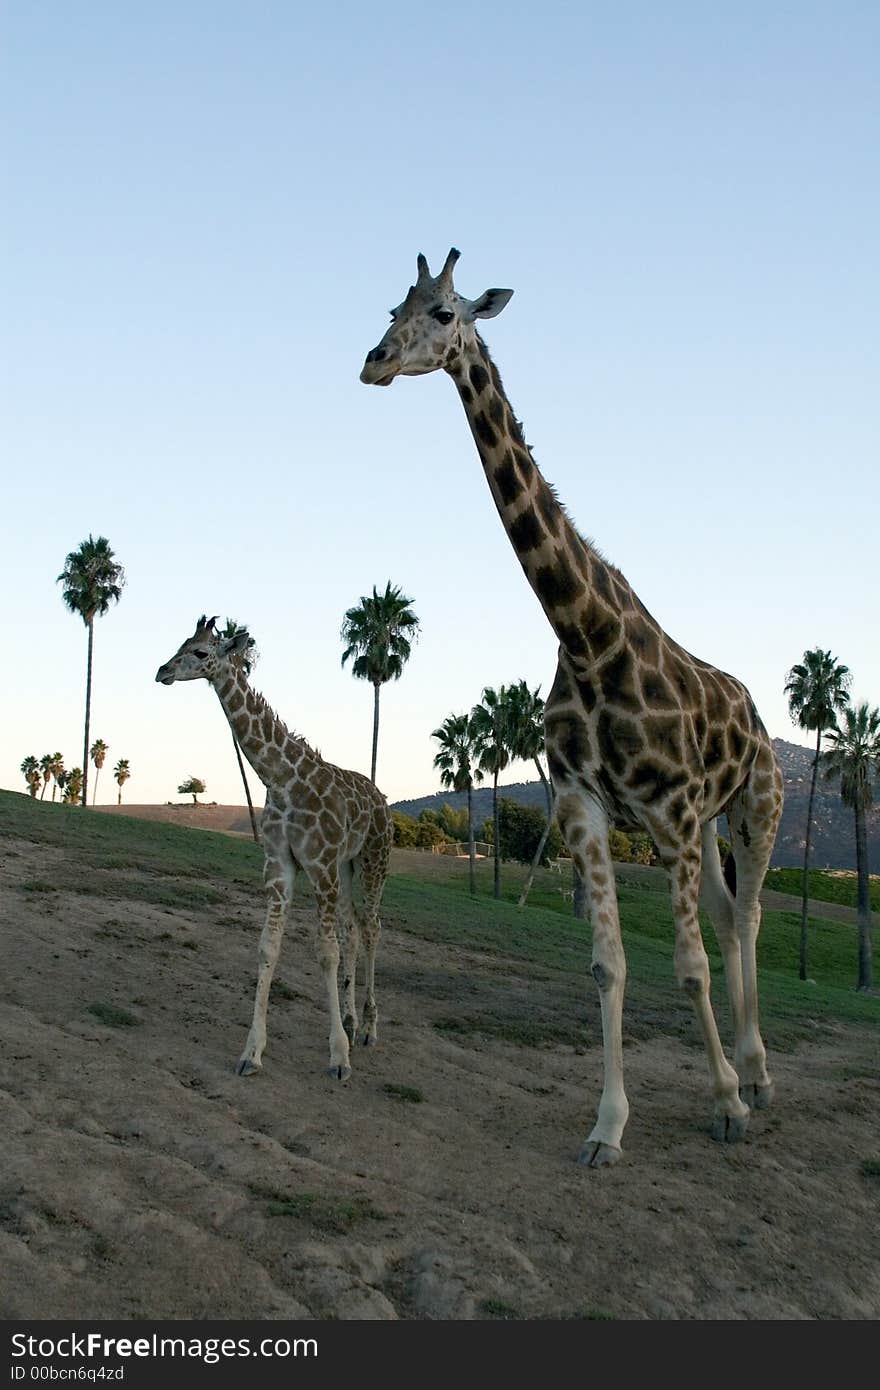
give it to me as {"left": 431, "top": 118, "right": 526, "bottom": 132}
{"left": 360, "top": 248, "right": 513, "bottom": 386}
{"left": 155, "top": 615, "right": 254, "bottom": 686}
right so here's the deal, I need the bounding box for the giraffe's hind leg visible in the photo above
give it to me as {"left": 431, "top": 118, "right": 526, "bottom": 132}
{"left": 665, "top": 832, "right": 749, "bottom": 1143}
{"left": 338, "top": 860, "right": 360, "bottom": 1048}
{"left": 725, "top": 761, "right": 782, "bottom": 1110}
{"left": 699, "top": 820, "right": 746, "bottom": 1057}
{"left": 356, "top": 835, "right": 388, "bottom": 1048}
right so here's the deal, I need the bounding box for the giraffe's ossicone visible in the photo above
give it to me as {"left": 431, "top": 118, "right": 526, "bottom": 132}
{"left": 362, "top": 250, "right": 784, "bottom": 1167}
{"left": 156, "top": 615, "right": 393, "bottom": 1082}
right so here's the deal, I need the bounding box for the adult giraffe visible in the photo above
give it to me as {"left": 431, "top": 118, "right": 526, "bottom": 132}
{"left": 361, "top": 249, "right": 783, "bottom": 1166}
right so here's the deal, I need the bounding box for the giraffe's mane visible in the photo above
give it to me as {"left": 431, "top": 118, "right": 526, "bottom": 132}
{"left": 245, "top": 680, "right": 325, "bottom": 764}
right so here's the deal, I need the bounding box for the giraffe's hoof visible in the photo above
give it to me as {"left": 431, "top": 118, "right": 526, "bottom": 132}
{"left": 711, "top": 1109, "right": 749, "bottom": 1143}
{"left": 577, "top": 1141, "right": 622, "bottom": 1168}
{"left": 235, "top": 1056, "right": 261, "bottom": 1077}
{"left": 326, "top": 1063, "right": 352, "bottom": 1083}
{"left": 359, "top": 1032, "right": 378, "bottom": 1047}
{"left": 740, "top": 1080, "right": 774, "bottom": 1110}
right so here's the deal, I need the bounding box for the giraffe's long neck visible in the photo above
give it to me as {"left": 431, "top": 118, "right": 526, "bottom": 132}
{"left": 448, "top": 338, "right": 627, "bottom": 662}
{"left": 210, "top": 665, "right": 312, "bottom": 787}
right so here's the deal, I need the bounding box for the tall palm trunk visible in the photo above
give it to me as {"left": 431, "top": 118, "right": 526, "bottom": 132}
{"left": 492, "top": 768, "right": 500, "bottom": 899}
{"left": 81, "top": 618, "right": 94, "bottom": 807}
{"left": 518, "top": 758, "right": 554, "bottom": 907}
{"left": 854, "top": 802, "right": 873, "bottom": 990}
{"left": 467, "top": 782, "right": 476, "bottom": 895}
{"left": 92, "top": 766, "right": 100, "bottom": 806}
{"left": 798, "top": 727, "right": 822, "bottom": 979}
{"left": 117, "top": 786, "right": 122, "bottom": 806}
{"left": 232, "top": 732, "right": 260, "bottom": 842}
{"left": 370, "top": 682, "right": 381, "bottom": 783}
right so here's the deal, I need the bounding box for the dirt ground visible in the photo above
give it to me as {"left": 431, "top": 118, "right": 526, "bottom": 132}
{"left": 1, "top": 832, "right": 878, "bottom": 1321}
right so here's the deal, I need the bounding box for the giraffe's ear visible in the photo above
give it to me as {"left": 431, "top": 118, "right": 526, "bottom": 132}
{"left": 466, "top": 288, "right": 514, "bottom": 321}
{"left": 223, "top": 631, "right": 253, "bottom": 656}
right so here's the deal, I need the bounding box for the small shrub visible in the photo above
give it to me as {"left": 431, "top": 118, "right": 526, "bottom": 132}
{"left": 87, "top": 1002, "right": 140, "bottom": 1029}
{"left": 382, "top": 1082, "right": 424, "bottom": 1103}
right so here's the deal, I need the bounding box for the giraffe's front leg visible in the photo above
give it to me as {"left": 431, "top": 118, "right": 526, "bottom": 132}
{"left": 557, "top": 789, "right": 628, "bottom": 1168}
{"left": 312, "top": 872, "right": 352, "bottom": 1081}
{"left": 237, "top": 839, "right": 294, "bottom": 1076}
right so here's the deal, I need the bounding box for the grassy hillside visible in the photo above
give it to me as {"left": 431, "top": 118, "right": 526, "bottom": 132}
{"left": 2, "top": 790, "right": 875, "bottom": 1057}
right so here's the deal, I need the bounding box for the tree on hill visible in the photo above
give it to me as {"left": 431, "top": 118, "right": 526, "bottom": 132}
{"left": 38, "top": 754, "right": 54, "bottom": 800}
{"left": 822, "top": 701, "right": 880, "bottom": 990}
{"left": 498, "top": 798, "right": 563, "bottom": 867}
{"left": 179, "top": 776, "right": 207, "bottom": 805}
{"left": 63, "top": 767, "right": 84, "bottom": 804}
{"left": 341, "top": 582, "right": 420, "bottom": 785}
{"left": 20, "top": 756, "right": 40, "bottom": 798}
{"left": 57, "top": 535, "right": 125, "bottom": 807}
{"left": 392, "top": 810, "right": 419, "bottom": 847}
{"left": 784, "top": 648, "right": 852, "bottom": 979}
{"left": 114, "top": 758, "right": 130, "bottom": 805}
{"left": 89, "top": 739, "right": 109, "bottom": 806}
{"left": 47, "top": 752, "right": 65, "bottom": 802}
{"left": 470, "top": 686, "right": 514, "bottom": 900}
{"left": 432, "top": 712, "right": 482, "bottom": 894}
{"left": 504, "top": 680, "right": 556, "bottom": 907}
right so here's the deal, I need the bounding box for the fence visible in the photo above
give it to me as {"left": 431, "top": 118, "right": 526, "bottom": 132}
{"left": 430, "top": 840, "right": 493, "bottom": 858}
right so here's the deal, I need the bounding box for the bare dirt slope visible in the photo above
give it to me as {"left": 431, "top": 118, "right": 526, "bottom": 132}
{"left": 1, "top": 834, "right": 878, "bottom": 1321}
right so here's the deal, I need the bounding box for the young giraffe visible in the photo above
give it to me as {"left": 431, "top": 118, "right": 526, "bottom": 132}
{"left": 361, "top": 250, "right": 783, "bottom": 1166}
{"left": 156, "top": 616, "right": 392, "bottom": 1082}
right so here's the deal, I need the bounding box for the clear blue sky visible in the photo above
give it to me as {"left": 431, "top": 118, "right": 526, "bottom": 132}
{"left": 3, "top": 2, "right": 877, "bottom": 807}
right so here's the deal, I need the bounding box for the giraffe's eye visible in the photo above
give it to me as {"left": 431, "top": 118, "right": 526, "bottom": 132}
{"left": 193, "top": 649, "right": 208, "bottom": 659}
{"left": 433, "top": 309, "right": 454, "bottom": 325}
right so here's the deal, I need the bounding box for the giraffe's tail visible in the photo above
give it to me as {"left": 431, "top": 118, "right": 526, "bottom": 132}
{"left": 723, "top": 850, "right": 737, "bottom": 898}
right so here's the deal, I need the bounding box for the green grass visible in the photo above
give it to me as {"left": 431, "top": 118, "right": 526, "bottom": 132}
{"left": 3, "top": 789, "right": 877, "bottom": 1053}
{"left": 250, "top": 1186, "right": 387, "bottom": 1233}
{"left": 382, "top": 1082, "right": 425, "bottom": 1103}
{"left": 0, "top": 791, "right": 263, "bottom": 888}
{"left": 764, "top": 866, "right": 880, "bottom": 913}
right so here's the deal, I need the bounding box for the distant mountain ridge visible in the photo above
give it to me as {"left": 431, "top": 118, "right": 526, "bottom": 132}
{"left": 392, "top": 738, "right": 880, "bottom": 872}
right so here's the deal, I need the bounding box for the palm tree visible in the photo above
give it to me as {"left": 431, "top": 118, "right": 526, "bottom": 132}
{"left": 470, "top": 686, "right": 514, "bottom": 900}
{"left": 64, "top": 767, "right": 84, "bottom": 804}
{"left": 432, "top": 712, "right": 483, "bottom": 894}
{"left": 221, "top": 618, "right": 260, "bottom": 842}
{"left": 340, "top": 582, "right": 420, "bottom": 784}
{"left": 822, "top": 702, "right": 880, "bottom": 991}
{"left": 38, "top": 753, "right": 54, "bottom": 800}
{"left": 57, "top": 535, "right": 125, "bottom": 807}
{"left": 55, "top": 769, "right": 69, "bottom": 802}
{"left": 21, "top": 755, "right": 40, "bottom": 798}
{"left": 784, "top": 649, "right": 852, "bottom": 978}
{"left": 504, "top": 680, "right": 556, "bottom": 906}
{"left": 89, "top": 739, "right": 109, "bottom": 805}
{"left": 47, "top": 752, "right": 65, "bottom": 802}
{"left": 114, "top": 758, "right": 130, "bottom": 805}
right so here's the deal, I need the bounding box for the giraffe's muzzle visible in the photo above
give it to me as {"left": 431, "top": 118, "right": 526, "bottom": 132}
{"left": 360, "top": 346, "right": 398, "bottom": 386}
